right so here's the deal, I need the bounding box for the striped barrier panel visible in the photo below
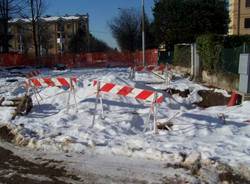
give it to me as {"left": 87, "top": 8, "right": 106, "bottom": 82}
{"left": 26, "top": 70, "right": 41, "bottom": 78}
{"left": 27, "top": 77, "right": 77, "bottom": 88}
{"left": 133, "top": 65, "right": 166, "bottom": 72}
{"left": 92, "top": 80, "right": 164, "bottom": 133}
{"left": 26, "top": 76, "right": 78, "bottom": 111}
{"left": 93, "top": 80, "right": 164, "bottom": 104}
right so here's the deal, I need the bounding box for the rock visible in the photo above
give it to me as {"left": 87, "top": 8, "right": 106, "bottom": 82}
{"left": 184, "top": 151, "right": 201, "bottom": 165}
{"left": 183, "top": 151, "right": 201, "bottom": 175}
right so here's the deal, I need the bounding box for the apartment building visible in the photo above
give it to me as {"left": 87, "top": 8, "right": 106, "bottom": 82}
{"left": 229, "top": 0, "right": 250, "bottom": 35}
{"left": 9, "top": 14, "right": 89, "bottom": 55}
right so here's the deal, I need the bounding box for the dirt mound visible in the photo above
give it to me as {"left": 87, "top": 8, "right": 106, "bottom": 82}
{"left": 195, "top": 90, "right": 230, "bottom": 108}
{"left": 0, "top": 125, "right": 29, "bottom": 146}
{"left": 165, "top": 88, "right": 190, "bottom": 98}
{"left": 0, "top": 126, "right": 15, "bottom": 142}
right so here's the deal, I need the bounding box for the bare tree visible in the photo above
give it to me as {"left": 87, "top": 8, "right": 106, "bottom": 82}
{"left": 0, "top": 0, "right": 23, "bottom": 53}
{"left": 108, "top": 8, "right": 156, "bottom": 52}
{"left": 109, "top": 8, "right": 141, "bottom": 52}
{"left": 27, "top": 0, "right": 46, "bottom": 57}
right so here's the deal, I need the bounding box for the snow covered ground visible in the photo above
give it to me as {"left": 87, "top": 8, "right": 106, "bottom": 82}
{"left": 0, "top": 67, "right": 250, "bottom": 174}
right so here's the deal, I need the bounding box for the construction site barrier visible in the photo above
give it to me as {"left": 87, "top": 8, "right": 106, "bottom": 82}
{"left": 133, "top": 65, "right": 166, "bottom": 72}
{"left": 26, "top": 70, "right": 41, "bottom": 78}
{"left": 27, "top": 77, "right": 77, "bottom": 88}
{"left": 0, "top": 49, "right": 158, "bottom": 68}
{"left": 92, "top": 80, "right": 164, "bottom": 133}
{"left": 26, "top": 76, "right": 78, "bottom": 111}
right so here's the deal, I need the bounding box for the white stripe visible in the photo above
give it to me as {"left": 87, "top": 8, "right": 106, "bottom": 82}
{"left": 40, "top": 79, "right": 49, "bottom": 87}
{"left": 109, "top": 85, "right": 124, "bottom": 94}
{"left": 51, "top": 78, "right": 61, "bottom": 86}
{"left": 97, "top": 81, "right": 163, "bottom": 103}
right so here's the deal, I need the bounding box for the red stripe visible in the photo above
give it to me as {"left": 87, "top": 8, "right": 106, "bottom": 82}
{"left": 158, "top": 65, "right": 166, "bottom": 71}
{"left": 117, "top": 86, "right": 134, "bottom": 96}
{"left": 136, "top": 66, "right": 144, "bottom": 71}
{"left": 156, "top": 95, "right": 164, "bottom": 104}
{"left": 93, "top": 80, "right": 97, "bottom": 86}
{"left": 71, "top": 77, "right": 77, "bottom": 83}
{"left": 43, "top": 78, "right": 55, "bottom": 87}
{"left": 31, "top": 78, "right": 42, "bottom": 87}
{"left": 31, "top": 71, "right": 36, "bottom": 76}
{"left": 57, "top": 77, "right": 70, "bottom": 87}
{"left": 26, "top": 73, "right": 32, "bottom": 78}
{"left": 135, "top": 90, "right": 154, "bottom": 101}
{"left": 100, "top": 83, "right": 115, "bottom": 92}
{"left": 147, "top": 66, "right": 155, "bottom": 71}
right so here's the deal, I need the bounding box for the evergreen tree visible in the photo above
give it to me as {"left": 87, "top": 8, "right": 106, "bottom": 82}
{"left": 153, "top": 0, "right": 229, "bottom": 48}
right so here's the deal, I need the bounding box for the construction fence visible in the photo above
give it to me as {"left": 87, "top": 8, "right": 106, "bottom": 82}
{"left": 0, "top": 49, "right": 158, "bottom": 68}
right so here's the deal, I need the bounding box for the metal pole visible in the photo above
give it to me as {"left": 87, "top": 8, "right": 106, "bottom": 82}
{"left": 142, "top": 0, "right": 146, "bottom": 66}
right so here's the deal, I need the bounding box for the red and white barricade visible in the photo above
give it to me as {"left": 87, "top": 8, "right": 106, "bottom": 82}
{"left": 133, "top": 65, "right": 166, "bottom": 73}
{"left": 91, "top": 80, "right": 164, "bottom": 133}
{"left": 130, "top": 64, "right": 173, "bottom": 85}
{"left": 27, "top": 77, "right": 77, "bottom": 88}
{"left": 25, "top": 70, "right": 41, "bottom": 78}
{"left": 26, "top": 76, "right": 78, "bottom": 111}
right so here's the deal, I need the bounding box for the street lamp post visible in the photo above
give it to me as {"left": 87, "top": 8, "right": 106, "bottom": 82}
{"left": 142, "top": 0, "right": 146, "bottom": 66}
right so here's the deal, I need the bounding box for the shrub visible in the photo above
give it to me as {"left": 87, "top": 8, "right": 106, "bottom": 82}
{"left": 196, "top": 34, "right": 223, "bottom": 73}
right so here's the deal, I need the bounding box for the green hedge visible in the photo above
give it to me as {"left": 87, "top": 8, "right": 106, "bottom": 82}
{"left": 196, "top": 34, "right": 250, "bottom": 74}
{"left": 196, "top": 34, "right": 223, "bottom": 73}
{"left": 173, "top": 45, "right": 191, "bottom": 67}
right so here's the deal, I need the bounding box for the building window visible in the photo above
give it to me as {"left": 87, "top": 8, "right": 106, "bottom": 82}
{"left": 57, "top": 21, "right": 64, "bottom": 32}
{"left": 246, "top": 0, "right": 250, "bottom": 7}
{"left": 67, "top": 24, "right": 71, "bottom": 29}
{"left": 245, "top": 18, "right": 250, "bottom": 28}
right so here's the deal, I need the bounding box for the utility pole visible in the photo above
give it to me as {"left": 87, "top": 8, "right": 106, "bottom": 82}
{"left": 142, "top": 0, "right": 146, "bottom": 66}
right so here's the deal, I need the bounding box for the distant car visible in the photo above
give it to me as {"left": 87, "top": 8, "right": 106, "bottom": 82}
{"left": 53, "top": 64, "right": 67, "bottom": 70}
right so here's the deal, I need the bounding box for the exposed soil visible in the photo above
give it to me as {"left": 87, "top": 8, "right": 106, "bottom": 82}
{"left": 165, "top": 88, "right": 190, "bottom": 98}
{"left": 195, "top": 90, "right": 231, "bottom": 108}
{"left": 166, "top": 87, "right": 232, "bottom": 108}
{"left": 162, "top": 160, "right": 250, "bottom": 184}
{"left": 0, "top": 126, "right": 16, "bottom": 143}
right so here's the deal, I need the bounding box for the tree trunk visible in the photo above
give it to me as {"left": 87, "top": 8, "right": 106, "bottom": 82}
{"left": 30, "top": 0, "right": 39, "bottom": 58}
{"left": 2, "top": 18, "right": 9, "bottom": 53}
{"left": 32, "top": 20, "right": 38, "bottom": 58}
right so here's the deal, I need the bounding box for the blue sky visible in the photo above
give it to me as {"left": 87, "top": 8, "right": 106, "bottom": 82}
{"left": 46, "top": 0, "right": 155, "bottom": 48}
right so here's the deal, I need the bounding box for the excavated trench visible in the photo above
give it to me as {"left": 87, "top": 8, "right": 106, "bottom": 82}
{"left": 195, "top": 90, "right": 231, "bottom": 108}
{"left": 165, "top": 88, "right": 231, "bottom": 108}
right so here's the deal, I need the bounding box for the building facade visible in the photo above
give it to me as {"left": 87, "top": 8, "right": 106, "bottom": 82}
{"left": 229, "top": 0, "right": 250, "bottom": 35}
{"left": 9, "top": 14, "right": 89, "bottom": 55}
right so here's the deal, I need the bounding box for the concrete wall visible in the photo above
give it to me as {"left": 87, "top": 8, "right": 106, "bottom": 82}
{"left": 172, "top": 66, "right": 191, "bottom": 75}
{"left": 202, "top": 71, "right": 239, "bottom": 91}
{"left": 172, "top": 65, "right": 239, "bottom": 91}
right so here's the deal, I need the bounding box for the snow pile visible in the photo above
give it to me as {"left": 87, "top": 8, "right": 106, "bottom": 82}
{"left": 0, "top": 68, "right": 250, "bottom": 170}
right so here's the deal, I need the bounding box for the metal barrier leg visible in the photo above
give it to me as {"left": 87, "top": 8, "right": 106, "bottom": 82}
{"left": 71, "top": 80, "right": 78, "bottom": 113}
{"left": 29, "top": 87, "right": 40, "bottom": 106}
{"left": 66, "top": 89, "right": 71, "bottom": 113}
{"left": 91, "top": 93, "right": 99, "bottom": 127}
{"left": 99, "top": 94, "right": 104, "bottom": 119}
{"left": 144, "top": 102, "right": 154, "bottom": 132}
{"left": 91, "top": 81, "right": 101, "bottom": 127}
{"left": 153, "top": 104, "right": 159, "bottom": 134}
